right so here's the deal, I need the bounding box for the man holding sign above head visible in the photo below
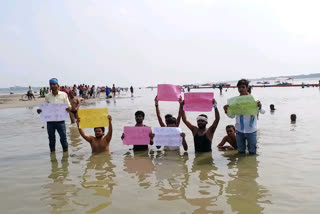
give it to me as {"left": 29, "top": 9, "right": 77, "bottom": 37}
{"left": 77, "top": 115, "right": 113, "bottom": 153}
{"left": 179, "top": 98, "right": 220, "bottom": 153}
{"left": 121, "top": 111, "right": 154, "bottom": 152}
{"left": 37, "top": 78, "right": 71, "bottom": 153}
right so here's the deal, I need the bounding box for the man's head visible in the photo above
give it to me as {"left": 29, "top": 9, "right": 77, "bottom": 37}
{"left": 94, "top": 127, "right": 105, "bottom": 138}
{"left": 135, "top": 110, "right": 145, "bottom": 124}
{"left": 270, "top": 104, "right": 275, "bottom": 111}
{"left": 166, "top": 117, "right": 177, "bottom": 127}
{"left": 226, "top": 125, "right": 236, "bottom": 136}
{"left": 237, "top": 79, "right": 250, "bottom": 95}
{"left": 69, "top": 91, "right": 75, "bottom": 99}
{"left": 49, "top": 78, "right": 59, "bottom": 92}
{"left": 165, "top": 114, "right": 173, "bottom": 125}
{"left": 197, "top": 114, "right": 208, "bottom": 129}
{"left": 290, "top": 114, "right": 297, "bottom": 122}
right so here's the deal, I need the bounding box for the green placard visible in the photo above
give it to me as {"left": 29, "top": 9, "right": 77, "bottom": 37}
{"left": 227, "top": 95, "right": 258, "bottom": 116}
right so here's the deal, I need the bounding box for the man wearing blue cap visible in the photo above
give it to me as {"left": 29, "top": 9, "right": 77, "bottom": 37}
{"left": 37, "top": 78, "right": 71, "bottom": 153}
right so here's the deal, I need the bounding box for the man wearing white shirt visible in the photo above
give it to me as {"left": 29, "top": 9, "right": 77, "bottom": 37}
{"left": 223, "top": 79, "right": 264, "bottom": 155}
{"left": 37, "top": 78, "right": 71, "bottom": 153}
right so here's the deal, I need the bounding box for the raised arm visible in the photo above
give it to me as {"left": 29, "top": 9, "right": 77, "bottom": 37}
{"left": 208, "top": 99, "right": 220, "bottom": 136}
{"left": 105, "top": 115, "right": 113, "bottom": 143}
{"left": 180, "top": 100, "right": 197, "bottom": 132}
{"left": 155, "top": 96, "right": 166, "bottom": 127}
{"left": 77, "top": 118, "right": 93, "bottom": 143}
{"left": 176, "top": 96, "right": 182, "bottom": 127}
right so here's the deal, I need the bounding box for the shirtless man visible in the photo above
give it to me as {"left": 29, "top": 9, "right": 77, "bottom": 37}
{"left": 180, "top": 99, "right": 220, "bottom": 153}
{"left": 69, "top": 91, "right": 80, "bottom": 124}
{"left": 217, "top": 125, "right": 237, "bottom": 151}
{"left": 77, "top": 115, "right": 113, "bottom": 153}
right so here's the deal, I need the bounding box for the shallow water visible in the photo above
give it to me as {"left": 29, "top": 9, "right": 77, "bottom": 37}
{"left": 1, "top": 86, "right": 320, "bottom": 214}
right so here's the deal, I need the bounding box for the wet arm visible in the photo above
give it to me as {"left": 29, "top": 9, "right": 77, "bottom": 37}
{"left": 209, "top": 106, "right": 220, "bottom": 135}
{"left": 105, "top": 116, "right": 113, "bottom": 144}
{"left": 155, "top": 97, "right": 165, "bottom": 127}
{"left": 180, "top": 103, "right": 197, "bottom": 132}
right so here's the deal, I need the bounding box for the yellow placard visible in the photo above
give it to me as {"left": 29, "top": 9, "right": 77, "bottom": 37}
{"left": 78, "top": 108, "right": 109, "bottom": 128}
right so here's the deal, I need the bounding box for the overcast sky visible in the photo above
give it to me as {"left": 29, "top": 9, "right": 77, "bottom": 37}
{"left": 1, "top": 0, "right": 320, "bottom": 87}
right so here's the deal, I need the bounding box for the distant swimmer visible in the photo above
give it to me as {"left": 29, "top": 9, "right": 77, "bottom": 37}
{"left": 217, "top": 125, "right": 237, "bottom": 151}
{"left": 69, "top": 91, "right": 80, "bottom": 124}
{"left": 121, "top": 111, "right": 154, "bottom": 151}
{"left": 270, "top": 104, "right": 276, "bottom": 111}
{"left": 290, "top": 114, "right": 297, "bottom": 123}
{"left": 77, "top": 115, "right": 113, "bottom": 153}
{"left": 180, "top": 98, "right": 220, "bottom": 153}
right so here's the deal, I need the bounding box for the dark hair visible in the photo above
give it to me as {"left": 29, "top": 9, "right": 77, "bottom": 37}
{"left": 166, "top": 117, "right": 177, "bottom": 125}
{"left": 198, "top": 114, "right": 208, "bottom": 118}
{"left": 290, "top": 114, "right": 296, "bottom": 121}
{"left": 94, "top": 127, "right": 105, "bottom": 132}
{"left": 237, "top": 79, "right": 250, "bottom": 88}
{"left": 226, "top": 125, "right": 235, "bottom": 131}
{"left": 135, "top": 110, "right": 145, "bottom": 117}
{"left": 165, "top": 114, "right": 173, "bottom": 120}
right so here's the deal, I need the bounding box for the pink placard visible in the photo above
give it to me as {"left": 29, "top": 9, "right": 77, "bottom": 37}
{"left": 123, "top": 126, "right": 152, "bottom": 145}
{"left": 157, "top": 84, "right": 182, "bottom": 101}
{"left": 183, "top": 92, "right": 214, "bottom": 112}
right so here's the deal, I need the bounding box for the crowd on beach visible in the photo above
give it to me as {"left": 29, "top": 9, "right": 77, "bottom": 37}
{"left": 37, "top": 77, "right": 286, "bottom": 158}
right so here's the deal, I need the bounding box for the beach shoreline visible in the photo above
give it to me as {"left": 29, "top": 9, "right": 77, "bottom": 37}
{"left": 0, "top": 94, "right": 46, "bottom": 109}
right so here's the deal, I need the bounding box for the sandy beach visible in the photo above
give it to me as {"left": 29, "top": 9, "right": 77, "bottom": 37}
{"left": 0, "top": 94, "right": 46, "bottom": 109}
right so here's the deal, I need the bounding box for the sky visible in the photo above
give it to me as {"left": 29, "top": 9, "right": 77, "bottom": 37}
{"left": 1, "top": 0, "right": 320, "bottom": 87}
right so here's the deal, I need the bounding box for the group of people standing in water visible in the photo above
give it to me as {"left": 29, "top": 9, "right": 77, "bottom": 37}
{"left": 38, "top": 78, "right": 264, "bottom": 155}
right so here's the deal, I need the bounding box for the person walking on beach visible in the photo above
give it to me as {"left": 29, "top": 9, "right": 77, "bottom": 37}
{"left": 37, "top": 78, "right": 71, "bottom": 153}
{"left": 130, "top": 86, "right": 134, "bottom": 97}
{"left": 223, "top": 79, "right": 264, "bottom": 155}
{"left": 179, "top": 98, "right": 220, "bottom": 153}
{"left": 27, "top": 86, "right": 36, "bottom": 100}
{"left": 112, "top": 84, "right": 116, "bottom": 98}
{"left": 77, "top": 115, "right": 113, "bottom": 153}
{"left": 121, "top": 111, "right": 154, "bottom": 151}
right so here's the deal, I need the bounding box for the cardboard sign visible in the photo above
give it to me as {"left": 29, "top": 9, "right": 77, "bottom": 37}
{"left": 227, "top": 95, "right": 258, "bottom": 116}
{"left": 183, "top": 92, "right": 213, "bottom": 112}
{"left": 153, "top": 127, "right": 182, "bottom": 147}
{"left": 157, "top": 84, "right": 182, "bottom": 101}
{"left": 39, "top": 103, "right": 69, "bottom": 122}
{"left": 123, "top": 127, "right": 152, "bottom": 145}
{"left": 78, "top": 108, "right": 109, "bottom": 128}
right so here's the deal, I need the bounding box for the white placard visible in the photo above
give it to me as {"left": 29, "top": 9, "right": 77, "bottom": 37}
{"left": 153, "top": 127, "right": 182, "bottom": 147}
{"left": 39, "top": 103, "right": 69, "bottom": 122}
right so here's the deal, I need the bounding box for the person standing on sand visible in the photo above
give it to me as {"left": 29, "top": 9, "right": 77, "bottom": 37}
{"left": 112, "top": 84, "right": 116, "bottom": 98}
{"left": 37, "top": 78, "right": 71, "bottom": 153}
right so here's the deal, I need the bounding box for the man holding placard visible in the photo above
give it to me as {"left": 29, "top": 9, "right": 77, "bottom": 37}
{"left": 180, "top": 98, "right": 220, "bottom": 153}
{"left": 37, "top": 78, "right": 71, "bottom": 153}
{"left": 121, "top": 111, "right": 154, "bottom": 151}
{"left": 223, "top": 79, "right": 264, "bottom": 155}
{"left": 77, "top": 115, "right": 113, "bottom": 153}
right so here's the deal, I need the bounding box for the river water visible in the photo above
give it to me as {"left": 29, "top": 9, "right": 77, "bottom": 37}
{"left": 1, "top": 86, "right": 320, "bottom": 214}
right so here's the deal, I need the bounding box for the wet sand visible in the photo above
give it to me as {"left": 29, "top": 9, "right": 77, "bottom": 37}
{"left": 0, "top": 94, "right": 45, "bottom": 109}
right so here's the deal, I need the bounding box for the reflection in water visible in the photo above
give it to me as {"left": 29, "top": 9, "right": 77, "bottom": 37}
{"left": 69, "top": 126, "right": 82, "bottom": 151}
{"left": 81, "top": 153, "right": 116, "bottom": 213}
{"left": 155, "top": 151, "right": 189, "bottom": 201}
{"left": 184, "top": 153, "right": 224, "bottom": 214}
{"left": 225, "top": 154, "right": 269, "bottom": 214}
{"left": 42, "top": 153, "right": 78, "bottom": 213}
{"left": 123, "top": 151, "right": 155, "bottom": 189}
